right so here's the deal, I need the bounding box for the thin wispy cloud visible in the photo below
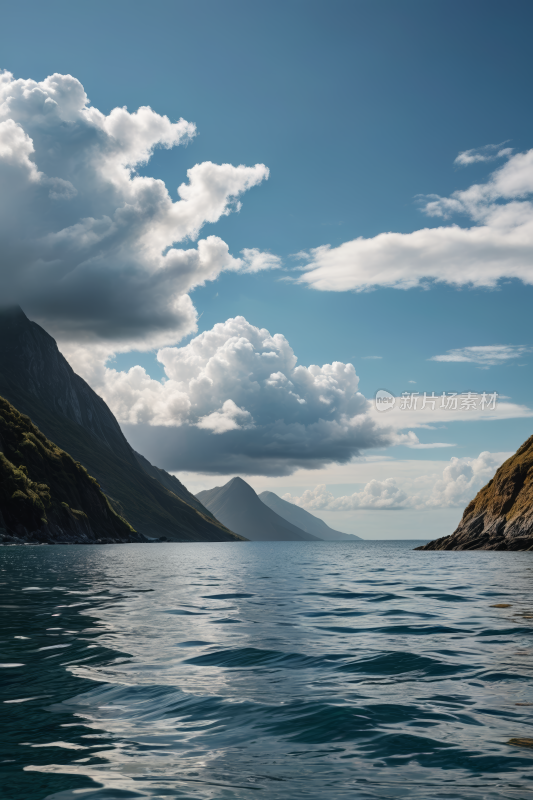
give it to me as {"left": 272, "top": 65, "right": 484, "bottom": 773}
{"left": 454, "top": 142, "right": 513, "bottom": 166}
{"left": 430, "top": 345, "right": 530, "bottom": 366}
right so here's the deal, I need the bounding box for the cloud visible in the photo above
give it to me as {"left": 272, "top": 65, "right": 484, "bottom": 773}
{"left": 421, "top": 451, "right": 507, "bottom": 508}
{"left": 63, "top": 310, "right": 533, "bottom": 476}
{"left": 430, "top": 344, "right": 530, "bottom": 365}
{"left": 283, "top": 479, "right": 408, "bottom": 510}
{"left": 454, "top": 142, "right": 513, "bottom": 166}
{"left": 86, "top": 316, "right": 397, "bottom": 475}
{"left": 296, "top": 147, "right": 533, "bottom": 292}
{"left": 369, "top": 393, "right": 533, "bottom": 431}
{"left": 283, "top": 451, "right": 509, "bottom": 511}
{"left": 196, "top": 399, "right": 254, "bottom": 434}
{"left": 239, "top": 248, "right": 281, "bottom": 273}
{"left": 0, "top": 70, "right": 275, "bottom": 351}
{"left": 405, "top": 442, "right": 455, "bottom": 450}
{"left": 68, "top": 315, "right": 533, "bottom": 476}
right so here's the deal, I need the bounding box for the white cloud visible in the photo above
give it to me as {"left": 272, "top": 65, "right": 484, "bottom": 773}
{"left": 405, "top": 441, "right": 456, "bottom": 450}
{"left": 454, "top": 142, "right": 513, "bottom": 166}
{"left": 297, "top": 147, "right": 533, "bottom": 292}
{"left": 97, "top": 316, "right": 368, "bottom": 427}
{"left": 369, "top": 393, "right": 533, "bottom": 431}
{"left": 0, "top": 70, "right": 274, "bottom": 351}
{"left": 91, "top": 316, "right": 396, "bottom": 475}
{"left": 68, "top": 315, "right": 533, "bottom": 475}
{"left": 283, "top": 479, "right": 408, "bottom": 510}
{"left": 283, "top": 450, "right": 510, "bottom": 511}
{"left": 422, "top": 451, "right": 506, "bottom": 508}
{"left": 430, "top": 344, "right": 530, "bottom": 365}
{"left": 196, "top": 399, "right": 254, "bottom": 434}
{"left": 239, "top": 248, "right": 281, "bottom": 273}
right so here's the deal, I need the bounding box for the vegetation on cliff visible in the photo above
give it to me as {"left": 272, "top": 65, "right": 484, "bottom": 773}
{"left": 0, "top": 395, "right": 138, "bottom": 544}
{"left": 417, "top": 435, "right": 533, "bottom": 551}
{"left": 0, "top": 306, "right": 243, "bottom": 542}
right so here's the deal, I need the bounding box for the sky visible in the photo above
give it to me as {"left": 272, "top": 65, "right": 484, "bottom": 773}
{"left": 1, "top": 0, "right": 532, "bottom": 538}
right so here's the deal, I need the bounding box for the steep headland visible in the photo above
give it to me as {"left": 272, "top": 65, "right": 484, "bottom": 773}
{"left": 0, "top": 306, "right": 243, "bottom": 542}
{"left": 417, "top": 435, "right": 533, "bottom": 551}
{"left": 0, "top": 395, "right": 140, "bottom": 544}
{"left": 197, "top": 477, "right": 321, "bottom": 541}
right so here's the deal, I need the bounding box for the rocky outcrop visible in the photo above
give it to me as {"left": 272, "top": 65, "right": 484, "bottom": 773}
{"left": 0, "top": 395, "right": 144, "bottom": 544}
{"left": 416, "top": 436, "right": 533, "bottom": 551}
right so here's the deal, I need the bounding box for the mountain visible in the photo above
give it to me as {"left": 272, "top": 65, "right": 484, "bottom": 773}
{"left": 0, "top": 395, "right": 140, "bottom": 544}
{"left": 196, "top": 477, "right": 321, "bottom": 541}
{"left": 0, "top": 306, "right": 243, "bottom": 543}
{"left": 258, "top": 491, "right": 362, "bottom": 540}
{"left": 132, "top": 449, "right": 217, "bottom": 520}
{"left": 416, "top": 436, "right": 533, "bottom": 551}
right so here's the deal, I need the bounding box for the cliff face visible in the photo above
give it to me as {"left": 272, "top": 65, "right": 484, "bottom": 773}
{"left": 417, "top": 436, "right": 533, "bottom": 551}
{"left": 0, "top": 395, "right": 140, "bottom": 544}
{"left": 0, "top": 306, "right": 134, "bottom": 464}
{"left": 0, "top": 307, "right": 243, "bottom": 542}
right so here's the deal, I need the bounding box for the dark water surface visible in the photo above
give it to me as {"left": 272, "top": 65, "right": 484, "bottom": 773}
{"left": 1, "top": 541, "right": 532, "bottom": 799}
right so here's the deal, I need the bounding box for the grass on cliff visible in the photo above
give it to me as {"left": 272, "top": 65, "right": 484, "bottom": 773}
{"left": 0, "top": 378, "right": 243, "bottom": 541}
{"left": 462, "top": 434, "right": 533, "bottom": 524}
{"left": 0, "top": 395, "right": 135, "bottom": 538}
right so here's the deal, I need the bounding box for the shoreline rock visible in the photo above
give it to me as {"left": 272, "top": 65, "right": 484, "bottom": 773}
{"left": 416, "top": 436, "right": 533, "bottom": 551}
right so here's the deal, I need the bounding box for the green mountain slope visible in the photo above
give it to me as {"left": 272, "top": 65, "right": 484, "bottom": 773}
{"left": 0, "top": 395, "right": 139, "bottom": 544}
{"left": 0, "top": 307, "right": 244, "bottom": 543}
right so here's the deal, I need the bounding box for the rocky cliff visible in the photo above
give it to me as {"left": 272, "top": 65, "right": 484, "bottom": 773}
{"left": 0, "top": 395, "right": 141, "bottom": 544}
{"left": 0, "top": 306, "right": 243, "bottom": 542}
{"left": 416, "top": 436, "right": 533, "bottom": 551}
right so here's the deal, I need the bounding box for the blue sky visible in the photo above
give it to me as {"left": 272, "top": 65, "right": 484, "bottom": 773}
{"left": 1, "top": 0, "right": 532, "bottom": 537}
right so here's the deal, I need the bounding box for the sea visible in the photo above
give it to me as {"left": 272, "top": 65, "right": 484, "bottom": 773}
{"left": 1, "top": 540, "right": 532, "bottom": 800}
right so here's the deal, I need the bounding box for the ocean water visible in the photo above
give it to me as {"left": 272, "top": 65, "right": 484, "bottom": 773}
{"left": 1, "top": 541, "right": 532, "bottom": 800}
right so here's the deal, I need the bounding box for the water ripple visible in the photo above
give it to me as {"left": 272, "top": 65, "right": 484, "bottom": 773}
{"left": 1, "top": 540, "right": 532, "bottom": 799}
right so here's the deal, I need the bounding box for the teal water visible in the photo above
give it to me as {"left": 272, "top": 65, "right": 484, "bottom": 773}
{"left": 1, "top": 541, "right": 532, "bottom": 799}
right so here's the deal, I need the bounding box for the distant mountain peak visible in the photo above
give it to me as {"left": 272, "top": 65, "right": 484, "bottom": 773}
{"left": 226, "top": 476, "right": 256, "bottom": 491}
{"left": 0, "top": 304, "right": 27, "bottom": 321}
{"left": 258, "top": 490, "right": 362, "bottom": 541}
{"left": 197, "top": 477, "right": 321, "bottom": 542}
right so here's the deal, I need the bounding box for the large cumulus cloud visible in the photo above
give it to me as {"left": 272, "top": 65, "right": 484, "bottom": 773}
{"left": 88, "top": 316, "right": 397, "bottom": 475}
{"left": 0, "top": 70, "right": 276, "bottom": 349}
{"left": 297, "top": 146, "right": 533, "bottom": 292}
